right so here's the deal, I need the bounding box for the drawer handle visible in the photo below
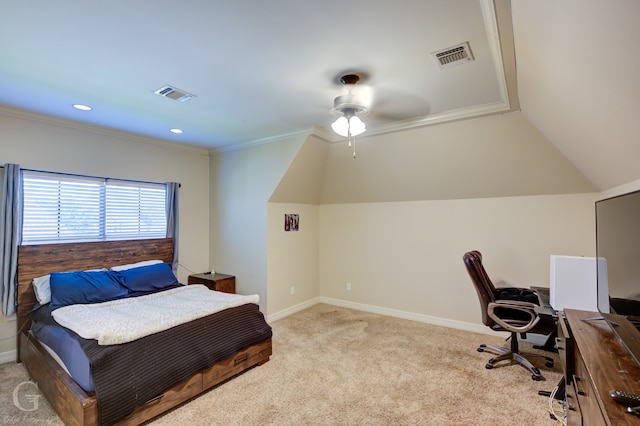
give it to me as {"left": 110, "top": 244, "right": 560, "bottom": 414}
{"left": 565, "top": 393, "right": 576, "bottom": 410}
{"left": 572, "top": 375, "right": 586, "bottom": 395}
{"left": 144, "top": 393, "right": 164, "bottom": 406}
{"left": 234, "top": 353, "right": 249, "bottom": 365}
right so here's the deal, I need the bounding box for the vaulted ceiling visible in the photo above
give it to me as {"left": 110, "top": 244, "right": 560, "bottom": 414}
{"left": 512, "top": 1, "right": 640, "bottom": 191}
{"left": 1, "top": 1, "right": 639, "bottom": 193}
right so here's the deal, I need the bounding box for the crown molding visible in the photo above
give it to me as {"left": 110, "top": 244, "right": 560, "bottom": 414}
{"left": 319, "top": 100, "right": 513, "bottom": 143}
{"left": 210, "top": 126, "right": 335, "bottom": 155}
{"left": 210, "top": 99, "right": 515, "bottom": 154}
{"left": 0, "top": 105, "right": 210, "bottom": 156}
{"left": 362, "top": 101, "right": 515, "bottom": 139}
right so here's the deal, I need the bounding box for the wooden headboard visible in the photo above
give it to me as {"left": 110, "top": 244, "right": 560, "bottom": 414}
{"left": 16, "top": 238, "right": 173, "bottom": 359}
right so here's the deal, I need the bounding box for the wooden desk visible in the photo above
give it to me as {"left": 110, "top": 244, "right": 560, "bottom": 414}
{"left": 187, "top": 273, "right": 235, "bottom": 294}
{"left": 560, "top": 309, "right": 640, "bottom": 425}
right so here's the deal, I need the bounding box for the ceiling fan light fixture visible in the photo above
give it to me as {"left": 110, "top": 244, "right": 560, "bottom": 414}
{"left": 330, "top": 73, "right": 370, "bottom": 158}
{"left": 331, "top": 115, "right": 366, "bottom": 137}
{"left": 331, "top": 116, "right": 348, "bottom": 136}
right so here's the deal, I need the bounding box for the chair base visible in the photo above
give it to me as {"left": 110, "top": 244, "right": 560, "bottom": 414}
{"left": 477, "top": 343, "right": 554, "bottom": 381}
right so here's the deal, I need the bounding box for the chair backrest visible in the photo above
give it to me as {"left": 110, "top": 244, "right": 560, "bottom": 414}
{"left": 463, "top": 250, "right": 497, "bottom": 327}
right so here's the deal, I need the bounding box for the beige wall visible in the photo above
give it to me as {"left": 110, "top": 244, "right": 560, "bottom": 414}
{"left": 0, "top": 106, "right": 608, "bottom": 360}
{"left": 270, "top": 135, "right": 328, "bottom": 204}
{"left": 318, "top": 194, "right": 597, "bottom": 327}
{"left": 0, "top": 111, "right": 210, "bottom": 359}
{"left": 267, "top": 203, "right": 319, "bottom": 315}
{"left": 263, "top": 111, "right": 599, "bottom": 326}
{"left": 211, "top": 112, "right": 601, "bottom": 334}
{"left": 320, "top": 113, "right": 595, "bottom": 203}
{"left": 209, "top": 136, "right": 305, "bottom": 312}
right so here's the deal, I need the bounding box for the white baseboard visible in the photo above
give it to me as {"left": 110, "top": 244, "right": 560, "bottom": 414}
{"left": 319, "top": 297, "right": 498, "bottom": 336}
{"left": 268, "top": 296, "right": 505, "bottom": 338}
{"left": 267, "top": 297, "right": 321, "bottom": 323}
{"left": 0, "top": 349, "right": 17, "bottom": 364}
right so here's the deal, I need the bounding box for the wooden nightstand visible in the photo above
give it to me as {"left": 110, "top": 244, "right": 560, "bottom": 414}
{"left": 187, "top": 273, "right": 236, "bottom": 294}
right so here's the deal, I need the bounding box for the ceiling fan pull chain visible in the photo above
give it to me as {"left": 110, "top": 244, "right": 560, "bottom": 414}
{"left": 346, "top": 120, "right": 357, "bottom": 157}
{"left": 352, "top": 136, "right": 357, "bottom": 158}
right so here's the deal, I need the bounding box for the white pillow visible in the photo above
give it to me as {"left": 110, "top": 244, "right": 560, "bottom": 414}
{"left": 110, "top": 259, "right": 163, "bottom": 272}
{"left": 33, "top": 275, "right": 51, "bottom": 305}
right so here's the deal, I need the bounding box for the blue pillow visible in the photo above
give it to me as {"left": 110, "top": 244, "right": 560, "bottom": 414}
{"left": 50, "top": 270, "right": 128, "bottom": 308}
{"left": 116, "top": 262, "right": 179, "bottom": 292}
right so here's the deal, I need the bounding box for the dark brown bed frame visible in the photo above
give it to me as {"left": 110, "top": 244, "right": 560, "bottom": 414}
{"left": 16, "top": 238, "right": 272, "bottom": 426}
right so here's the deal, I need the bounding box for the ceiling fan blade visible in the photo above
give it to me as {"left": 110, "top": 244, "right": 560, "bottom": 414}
{"left": 367, "top": 86, "right": 431, "bottom": 123}
{"left": 348, "top": 84, "right": 374, "bottom": 109}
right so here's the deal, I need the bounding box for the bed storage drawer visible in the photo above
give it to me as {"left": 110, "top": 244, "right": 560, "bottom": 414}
{"left": 202, "top": 338, "right": 272, "bottom": 389}
{"left": 118, "top": 373, "right": 203, "bottom": 425}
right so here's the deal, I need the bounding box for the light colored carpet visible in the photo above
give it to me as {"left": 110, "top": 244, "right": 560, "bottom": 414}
{"left": 0, "top": 304, "right": 563, "bottom": 425}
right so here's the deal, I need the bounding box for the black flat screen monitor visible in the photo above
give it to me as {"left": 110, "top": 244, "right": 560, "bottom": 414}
{"left": 596, "top": 189, "right": 640, "bottom": 367}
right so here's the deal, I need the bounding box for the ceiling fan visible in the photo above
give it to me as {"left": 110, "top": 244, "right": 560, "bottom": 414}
{"left": 328, "top": 71, "right": 431, "bottom": 158}
{"left": 330, "top": 73, "right": 372, "bottom": 158}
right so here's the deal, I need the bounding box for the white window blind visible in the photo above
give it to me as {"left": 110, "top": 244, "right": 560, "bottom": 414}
{"left": 22, "top": 171, "right": 167, "bottom": 244}
{"left": 105, "top": 182, "right": 167, "bottom": 240}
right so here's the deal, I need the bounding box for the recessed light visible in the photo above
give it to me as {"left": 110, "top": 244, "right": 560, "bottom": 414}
{"left": 73, "top": 104, "right": 92, "bottom": 111}
{"left": 169, "top": 128, "right": 183, "bottom": 134}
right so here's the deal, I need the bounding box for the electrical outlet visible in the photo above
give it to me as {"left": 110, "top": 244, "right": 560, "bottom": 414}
{"left": 290, "top": 286, "right": 295, "bottom": 295}
{"left": 346, "top": 282, "right": 351, "bottom": 291}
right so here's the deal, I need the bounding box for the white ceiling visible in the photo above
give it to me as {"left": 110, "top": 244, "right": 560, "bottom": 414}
{"left": 2, "top": 1, "right": 640, "bottom": 192}
{"left": 0, "top": 0, "right": 515, "bottom": 149}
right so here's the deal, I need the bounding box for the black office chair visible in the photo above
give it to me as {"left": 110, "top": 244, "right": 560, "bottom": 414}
{"left": 463, "top": 250, "right": 555, "bottom": 380}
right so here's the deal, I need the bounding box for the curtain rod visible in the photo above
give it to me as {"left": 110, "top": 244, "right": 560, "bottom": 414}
{"left": 0, "top": 164, "right": 181, "bottom": 187}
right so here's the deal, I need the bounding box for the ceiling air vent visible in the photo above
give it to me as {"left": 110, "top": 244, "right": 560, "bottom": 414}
{"left": 154, "top": 85, "right": 196, "bottom": 102}
{"left": 431, "top": 42, "right": 474, "bottom": 69}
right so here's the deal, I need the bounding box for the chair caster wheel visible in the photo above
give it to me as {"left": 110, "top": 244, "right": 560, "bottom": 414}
{"left": 485, "top": 364, "right": 493, "bottom": 369}
{"left": 546, "top": 361, "right": 554, "bottom": 368}
{"left": 477, "top": 348, "right": 484, "bottom": 353}
{"left": 531, "top": 367, "right": 542, "bottom": 380}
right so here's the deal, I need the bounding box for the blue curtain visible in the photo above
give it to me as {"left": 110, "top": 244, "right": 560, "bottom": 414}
{"left": 1, "top": 164, "right": 22, "bottom": 316}
{"left": 166, "top": 182, "right": 179, "bottom": 274}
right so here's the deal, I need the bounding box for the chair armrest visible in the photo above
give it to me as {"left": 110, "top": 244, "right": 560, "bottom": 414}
{"left": 534, "top": 304, "right": 557, "bottom": 319}
{"left": 487, "top": 300, "right": 540, "bottom": 333}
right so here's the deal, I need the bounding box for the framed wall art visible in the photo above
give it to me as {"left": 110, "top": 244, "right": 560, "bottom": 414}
{"left": 284, "top": 214, "right": 299, "bottom": 231}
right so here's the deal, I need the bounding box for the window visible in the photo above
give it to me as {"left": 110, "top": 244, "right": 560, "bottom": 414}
{"left": 22, "top": 171, "right": 167, "bottom": 244}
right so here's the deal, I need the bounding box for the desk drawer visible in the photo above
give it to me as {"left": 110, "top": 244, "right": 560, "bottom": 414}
{"left": 557, "top": 313, "right": 574, "bottom": 383}
{"left": 572, "top": 347, "right": 607, "bottom": 425}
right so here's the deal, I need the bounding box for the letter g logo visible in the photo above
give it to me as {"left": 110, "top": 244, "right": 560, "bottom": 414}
{"left": 12, "top": 381, "right": 40, "bottom": 412}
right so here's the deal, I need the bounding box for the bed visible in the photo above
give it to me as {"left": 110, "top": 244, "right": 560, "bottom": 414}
{"left": 16, "top": 238, "right": 272, "bottom": 426}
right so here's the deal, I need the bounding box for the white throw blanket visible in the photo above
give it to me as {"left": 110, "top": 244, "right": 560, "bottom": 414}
{"left": 51, "top": 285, "right": 260, "bottom": 345}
